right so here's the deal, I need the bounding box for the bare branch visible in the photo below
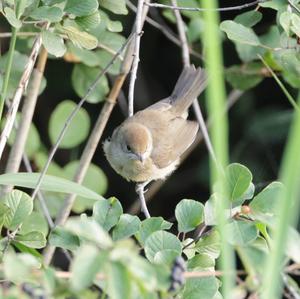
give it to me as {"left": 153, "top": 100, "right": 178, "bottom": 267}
{"left": 0, "top": 31, "right": 45, "bottom": 160}
{"left": 145, "top": 0, "right": 268, "bottom": 12}
{"left": 128, "top": 0, "right": 146, "bottom": 117}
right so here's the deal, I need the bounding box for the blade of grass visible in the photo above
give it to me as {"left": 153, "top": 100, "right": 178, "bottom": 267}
{"left": 261, "top": 97, "right": 300, "bottom": 297}
{"left": 200, "top": 0, "right": 235, "bottom": 297}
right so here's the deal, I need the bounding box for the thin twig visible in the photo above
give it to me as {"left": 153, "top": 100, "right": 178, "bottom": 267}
{"left": 136, "top": 183, "right": 151, "bottom": 218}
{"left": 31, "top": 36, "right": 133, "bottom": 202}
{"left": 0, "top": 29, "right": 46, "bottom": 160}
{"left": 128, "top": 89, "right": 243, "bottom": 214}
{"left": 3, "top": 47, "right": 48, "bottom": 194}
{"left": 0, "top": 32, "right": 37, "bottom": 38}
{"left": 42, "top": 38, "right": 135, "bottom": 265}
{"left": 145, "top": 0, "right": 268, "bottom": 12}
{"left": 128, "top": 0, "right": 146, "bottom": 117}
{"left": 287, "top": 0, "right": 300, "bottom": 14}
{"left": 171, "top": 0, "right": 218, "bottom": 169}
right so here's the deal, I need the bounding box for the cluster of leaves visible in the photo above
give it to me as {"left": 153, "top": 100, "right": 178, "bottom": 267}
{"left": 1, "top": 163, "right": 299, "bottom": 298}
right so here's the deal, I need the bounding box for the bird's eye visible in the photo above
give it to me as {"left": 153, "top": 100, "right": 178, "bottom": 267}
{"left": 126, "top": 145, "right": 132, "bottom": 152}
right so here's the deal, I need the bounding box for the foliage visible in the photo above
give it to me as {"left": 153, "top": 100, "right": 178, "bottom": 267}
{"left": 0, "top": 0, "right": 300, "bottom": 298}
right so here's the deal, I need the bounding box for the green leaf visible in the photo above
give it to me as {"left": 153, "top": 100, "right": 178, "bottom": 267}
{"left": 0, "top": 172, "right": 104, "bottom": 200}
{"left": 60, "top": 25, "right": 98, "bottom": 50}
{"left": 0, "top": 202, "right": 11, "bottom": 230}
{"left": 65, "top": 217, "right": 113, "bottom": 248}
{"left": 75, "top": 11, "right": 101, "bottom": 30}
{"left": 30, "top": 6, "right": 63, "bottom": 22}
{"left": 187, "top": 254, "right": 215, "bottom": 271}
{"left": 64, "top": 161, "right": 108, "bottom": 213}
{"left": 49, "top": 226, "right": 80, "bottom": 251}
{"left": 136, "top": 217, "right": 172, "bottom": 246}
{"left": 96, "top": 50, "right": 122, "bottom": 75}
{"left": 100, "top": 0, "right": 128, "bottom": 15}
{"left": 260, "top": 0, "right": 286, "bottom": 10}
{"left": 3, "top": 252, "right": 40, "bottom": 284}
{"left": 107, "top": 262, "right": 131, "bottom": 299}
{"left": 92, "top": 197, "right": 123, "bottom": 231}
{"left": 145, "top": 231, "right": 182, "bottom": 264}
{"left": 250, "top": 182, "right": 284, "bottom": 216}
{"left": 4, "top": 7, "right": 22, "bottom": 28}
{"left": 4, "top": 190, "right": 33, "bottom": 230}
{"left": 194, "top": 230, "right": 221, "bottom": 259}
{"left": 226, "top": 63, "right": 264, "bottom": 90}
{"left": 280, "top": 11, "right": 292, "bottom": 35}
{"left": 42, "top": 30, "right": 66, "bottom": 57}
{"left": 65, "top": 0, "right": 98, "bottom": 17}
{"left": 49, "top": 100, "right": 90, "bottom": 148}
{"left": 286, "top": 227, "right": 300, "bottom": 263}
{"left": 19, "top": 211, "right": 49, "bottom": 236}
{"left": 226, "top": 220, "right": 258, "bottom": 246}
{"left": 233, "top": 182, "right": 255, "bottom": 208}
{"left": 71, "top": 64, "right": 109, "bottom": 103}
{"left": 226, "top": 163, "right": 253, "bottom": 202}
{"left": 70, "top": 244, "right": 104, "bottom": 291}
{"left": 112, "top": 214, "right": 140, "bottom": 241}
{"left": 15, "top": 231, "right": 46, "bottom": 248}
{"left": 234, "top": 11, "right": 262, "bottom": 27}
{"left": 100, "top": 11, "right": 123, "bottom": 32}
{"left": 220, "top": 20, "right": 261, "bottom": 46}
{"left": 183, "top": 276, "right": 219, "bottom": 299}
{"left": 175, "top": 199, "right": 204, "bottom": 233}
{"left": 291, "top": 13, "right": 300, "bottom": 37}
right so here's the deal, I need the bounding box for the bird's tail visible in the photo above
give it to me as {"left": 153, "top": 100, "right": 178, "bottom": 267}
{"left": 170, "top": 65, "right": 207, "bottom": 115}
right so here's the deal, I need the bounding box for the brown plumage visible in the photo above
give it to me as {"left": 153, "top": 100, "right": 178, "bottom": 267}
{"left": 103, "top": 65, "right": 207, "bottom": 183}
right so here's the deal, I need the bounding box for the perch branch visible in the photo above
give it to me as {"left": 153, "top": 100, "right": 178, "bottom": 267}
{"left": 145, "top": 0, "right": 268, "bottom": 12}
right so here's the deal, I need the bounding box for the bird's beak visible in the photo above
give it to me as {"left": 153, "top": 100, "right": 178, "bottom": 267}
{"left": 136, "top": 153, "right": 146, "bottom": 164}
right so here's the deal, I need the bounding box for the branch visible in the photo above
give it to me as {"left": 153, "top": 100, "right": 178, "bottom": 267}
{"left": 145, "top": 0, "right": 268, "bottom": 12}
{"left": 128, "top": 89, "right": 244, "bottom": 214}
{"left": 128, "top": 0, "right": 146, "bottom": 117}
{"left": 42, "top": 37, "right": 135, "bottom": 266}
{"left": 0, "top": 29, "right": 46, "bottom": 160}
{"left": 3, "top": 47, "right": 48, "bottom": 194}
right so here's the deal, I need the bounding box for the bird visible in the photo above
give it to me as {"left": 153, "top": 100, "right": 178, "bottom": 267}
{"left": 103, "top": 65, "right": 206, "bottom": 216}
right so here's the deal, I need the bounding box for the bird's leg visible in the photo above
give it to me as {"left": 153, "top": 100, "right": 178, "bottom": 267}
{"left": 135, "top": 181, "right": 151, "bottom": 219}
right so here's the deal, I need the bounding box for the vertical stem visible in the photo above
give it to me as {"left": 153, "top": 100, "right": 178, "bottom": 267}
{"left": 262, "top": 94, "right": 300, "bottom": 299}
{"left": 200, "top": 0, "right": 234, "bottom": 297}
{"left": 0, "top": 28, "right": 17, "bottom": 122}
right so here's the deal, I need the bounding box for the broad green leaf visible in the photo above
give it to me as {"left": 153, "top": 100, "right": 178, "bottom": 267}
{"left": 195, "top": 230, "right": 221, "bottom": 259}
{"left": 100, "top": 0, "right": 128, "bottom": 15}
{"left": 49, "top": 226, "right": 80, "bottom": 251}
{"left": 70, "top": 244, "right": 104, "bottom": 291}
{"left": 291, "top": 13, "right": 300, "bottom": 37}
{"left": 71, "top": 64, "right": 109, "bottom": 103}
{"left": 42, "top": 0, "right": 65, "bottom": 4}
{"left": 3, "top": 252, "right": 40, "bottom": 284}
{"left": 107, "top": 262, "right": 131, "bottom": 299}
{"left": 4, "top": 7, "right": 22, "bottom": 28}
{"left": 145, "top": 231, "right": 182, "bottom": 264}
{"left": 250, "top": 182, "right": 284, "bottom": 216}
{"left": 65, "top": 0, "right": 98, "bottom": 17}
{"left": 75, "top": 11, "right": 101, "bottom": 30}
{"left": 96, "top": 50, "right": 122, "bottom": 75}
{"left": 92, "top": 197, "right": 123, "bottom": 231}
{"left": 280, "top": 11, "right": 292, "bottom": 35}
{"left": 226, "top": 63, "right": 264, "bottom": 90}
{"left": 15, "top": 231, "right": 46, "bottom": 248}
{"left": 100, "top": 11, "right": 123, "bottom": 32}
{"left": 19, "top": 211, "right": 48, "bottom": 236}
{"left": 233, "top": 182, "right": 255, "bottom": 208}
{"left": 0, "top": 202, "right": 10, "bottom": 230}
{"left": 175, "top": 199, "right": 204, "bottom": 233}
{"left": 220, "top": 20, "right": 261, "bottom": 46}
{"left": 61, "top": 25, "right": 98, "bottom": 50}
{"left": 4, "top": 190, "right": 33, "bottom": 230}
{"left": 112, "top": 214, "right": 140, "bottom": 241}
{"left": 91, "top": 30, "right": 125, "bottom": 51}
{"left": 64, "top": 161, "right": 108, "bottom": 213}
{"left": 49, "top": 100, "right": 90, "bottom": 148}
{"left": 136, "top": 217, "right": 172, "bottom": 246}
{"left": 13, "top": 242, "right": 43, "bottom": 259}
{"left": 260, "top": 0, "right": 286, "bottom": 10}
{"left": 187, "top": 254, "right": 215, "bottom": 271}
{"left": 42, "top": 30, "right": 66, "bottom": 57}
{"left": 226, "top": 220, "right": 258, "bottom": 246}
{"left": 286, "top": 227, "right": 300, "bottom": 263}
{"left": 0, "top": 172, "right": 104, "bottom": 200}
{"left": 226, "top": 163, "right": 252, "bottom": 202}
{"left": 30, "top": 6, "right": 63, "bottom": 22}
{"left": 183, "top": 276, "right": 219, "bottom": 299}
{"left": 234, "top": 11, "right": 262, "bottom": 27}
{"left": 65, "top": 217, "right": 112, "bottom": 248}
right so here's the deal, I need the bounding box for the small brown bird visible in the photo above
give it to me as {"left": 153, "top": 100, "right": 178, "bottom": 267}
{"left": 104, "top": 65, "right": 206, "bottom": 189}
